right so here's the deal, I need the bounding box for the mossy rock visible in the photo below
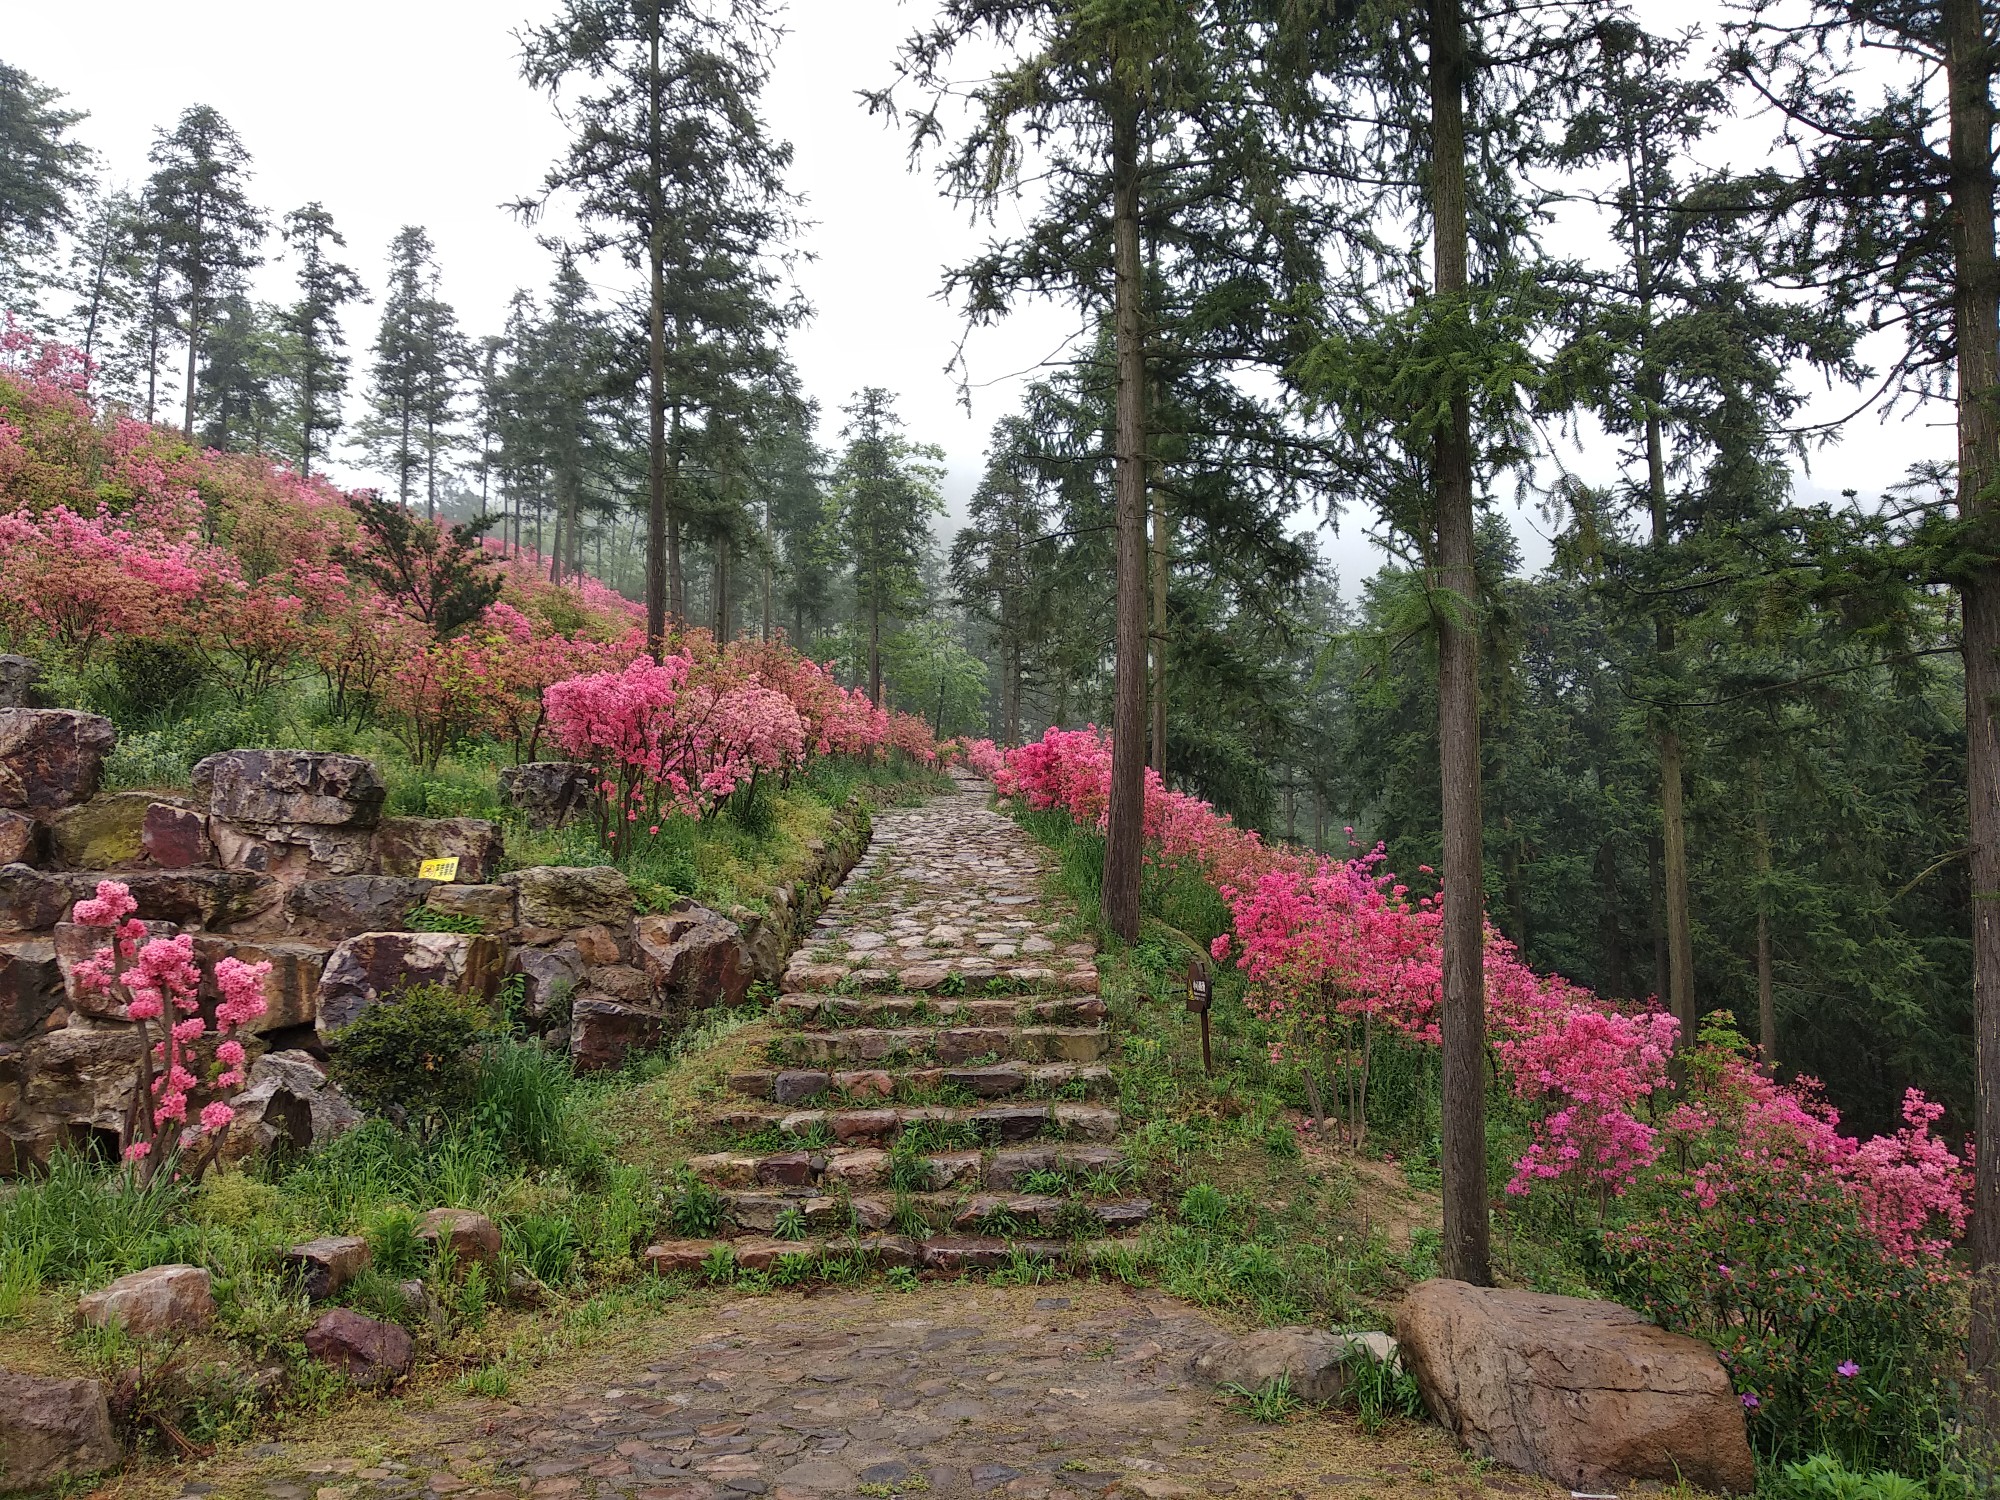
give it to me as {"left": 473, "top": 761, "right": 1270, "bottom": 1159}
{"left": 49, "top": 792, "right": 161, "bottom": 870}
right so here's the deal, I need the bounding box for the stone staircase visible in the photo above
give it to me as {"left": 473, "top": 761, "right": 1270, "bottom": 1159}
{"left": 643, "top": 770, "right": 1154, "bottom": 1278}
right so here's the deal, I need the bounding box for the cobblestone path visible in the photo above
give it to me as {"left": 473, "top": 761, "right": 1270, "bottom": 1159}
{"left": 201, "top": 1284, "right": 1545, "bottom": 1500}
{"left": 644, "top": 771, "right": 1152, "bottom": 1274}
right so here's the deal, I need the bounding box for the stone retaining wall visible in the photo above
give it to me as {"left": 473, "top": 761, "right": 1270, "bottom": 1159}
{"left": 0, "top": 707, "right": 871, "bottom": 1175}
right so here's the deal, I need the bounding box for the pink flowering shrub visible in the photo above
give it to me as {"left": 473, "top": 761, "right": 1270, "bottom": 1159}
{"left": 1601, "top": 1021, "right": 1967, "bottom": 1467}
{"left": 67, "top": 880, "right": 270, "bottom": 1183}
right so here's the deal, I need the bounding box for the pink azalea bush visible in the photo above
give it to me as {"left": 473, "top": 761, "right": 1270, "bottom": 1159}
{"left": 67, "top": 880, "right": 270, "bottom": 1183}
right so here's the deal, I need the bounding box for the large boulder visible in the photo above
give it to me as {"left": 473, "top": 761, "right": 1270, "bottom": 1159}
{"left": 498, "top": 761, "right": 594, "bottom": 829}
{"left": 0, "top": 1023, "right": 144, "bottom": 1173}
{"left": 507, "top": 941, "right": 584, "bottom": 1020}
{"left": 193, "top": 751, "right": 387, "bottom": 883}
{"left": 0, "top": 655, "right": 42, "bottom": 709}
{"left": 140, "top": 800, "right": 215, "bottom": 869}
{"left": 0, "top": 938, "right": 61, "bottom": 1042}
{"left": 424, "top": 883, "right": 515, "bottom": 932}
{"left": 1193, "top": 1327, "right": 1395, "bottom": 1407}
{"left": 373, "top": 817, "right": 504, "bottom": 883}
{"left": 191, "top": 935, "right": 332, "bottom": 1033}
{"left": 48, "top": 793, "right": 158, "bottom": 871}
{"left": 0, "top": 865, "right": 71, "bottom": 934}
{"left": 635, "top": 904, "right": 752, "bottom": 1015}
{"left": 303, "top": 1307, "right": 414, "bottom": 1389}
{"left": 216, "top": 1050, "right": 362, "bottom": 1164}
{"left": 0, "top": 709, "right": 116, "bottom": 816}
{"left": 98, "top": 870, "right": 280, "bottom": 931}
{"left": 0, "top": 1368, "right": 120, "bottom": 1492}
{"left": 75, "top": 1264, "right": 215, "bottom": 1337}
{"left": 284, "top": 875, "right": 431, "bottom": 938}
{"left": 568, "top": 992, "right": 665, "bottom": 1072}
{"left": 1395, "top": 1280, "right": 1756, "bottom": 1494}
{"left": 315, "top": 931, "right": 504, "bottom": 1035}
{"left": 0, "top": 810, "right": 42, "bottom": 867}
{"left": 501, "top": 864, "right": 632, "bottom": 931}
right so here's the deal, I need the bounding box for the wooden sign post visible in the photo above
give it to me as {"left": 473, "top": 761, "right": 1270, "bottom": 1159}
{"left": 1186, "top": 957, "right": 1213, "bottom": 1076}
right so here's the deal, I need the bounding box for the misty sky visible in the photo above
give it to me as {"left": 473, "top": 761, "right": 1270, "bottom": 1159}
{"left": 4, "top": 1, "right": 1951, "bottom": 589}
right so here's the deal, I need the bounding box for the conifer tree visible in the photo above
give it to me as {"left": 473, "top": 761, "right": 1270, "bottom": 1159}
{"left": 516, "top": 0, "right": 803, "bottom": 648}
{"left": 362, "top": 227, "right": 464, "bottom": 515}
{"left": 143, "top": 105, "right": 266, "bottom": 440}
{"left": 61, "top": 187, "right": 149, "bottom": 398}
{"left": 833, "top": 388, "right": 944, "bottom": 707}
{"left": 279, "top": 202, "right": 364, "bottom": 477}
{"left": 0, "top": 61, "right": 92, "bottom": 312}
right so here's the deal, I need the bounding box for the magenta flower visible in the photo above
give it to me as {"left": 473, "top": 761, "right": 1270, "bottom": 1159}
{"left": 1740, "top": 1393, "right": 1760, "bottom": 1409}
{"left": 1837, "top": 1361, "right": 1860, "bottom": 1379}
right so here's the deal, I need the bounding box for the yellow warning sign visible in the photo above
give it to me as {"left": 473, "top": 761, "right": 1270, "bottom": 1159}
{"left": 418, "top": 857, "right": 461, "bottom": 882}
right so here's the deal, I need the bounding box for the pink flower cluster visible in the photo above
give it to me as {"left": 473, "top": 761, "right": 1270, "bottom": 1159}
{"left": 68, "top": 881, "right": 270, "bottom": 1178}
{"left": 994, "top": 727, "right": 1971, "bottom": 1261}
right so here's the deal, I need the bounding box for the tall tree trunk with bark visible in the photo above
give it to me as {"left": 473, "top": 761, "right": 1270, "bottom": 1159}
{"left": 1429, "top": 0, "right": 1490, "bottom": 1288}
{"left": 182, "top": 203, "right": 205, "bottom": 440}
{"left": 1149, "top": 472, "right": 1169, "bottom": 777}
{"left": 645, "top": 16, "right": 671, "bottom": 655}
{"left": 1946, "top": 0, "right": 2000, "bottom": 1443}
{"left": 1102, "top": 91, "right": 1149, "bottom": 945}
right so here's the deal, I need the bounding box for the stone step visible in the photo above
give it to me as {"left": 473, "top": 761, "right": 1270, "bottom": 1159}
{"left": 782, "top": 957, "right": 1099, "bottom": 997}
{"left": 685, "top": 1142, "right": 1130, "bottom": 1193}
{"left": 767, "top": 1025, "right": 1111, "bottom": 1067}
{"left": 726, "top": 1062, "right": 1115, "bottom": 1105}
{"left": 770, "top": 993, "right": 1108, "bottom": 1028}
{"left": 713, "top": 1188, "right": 1153, "bottom": 1237}
{"left": 642, "top": 1233, "right": 1081, "bottom": 1277}
{"left": 700, "top": 1101, "right": 1122, "bottom": 1149}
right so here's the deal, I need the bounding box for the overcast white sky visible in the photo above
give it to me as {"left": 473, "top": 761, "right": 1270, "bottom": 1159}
{"left": 3, "top": 0, "right": 1952, "bottom": 589}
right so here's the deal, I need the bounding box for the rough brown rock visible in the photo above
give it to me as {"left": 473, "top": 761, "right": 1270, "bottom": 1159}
{"left": 1192, "top": 1328, "right": 1393, "bottom": 1406}
{"left": 0, "top": 937, "right": 61, "bottom": 1042}
{"left": 303, "top": 1307, "right": 414, "bottom": 1388}
{"left": 102, "top": 869, "right": 280, "bottom": 930}
{"left": 0, "top": 809, "right": 42, "bottom": 866}
{"left": 0, "top": 1367, "right": 120, "bottom": 1491}
{"left": 47, "top": 792, "right": 160, "bottom": 870}
{"left": 191, "top": 935, "right": 331, "bottom": 1033}
{"left": 216, "top": 1050, "right": 363, "bottom": 1164}
{"left": 415, "top": 1207, "right": 502, "bottom": 1268}
{"left": 193, "top": 750, "right": 386, "bottom": 826}
{"left": 0, "top": 709, "right": 116, "bottom": 815}
{"left": 284, "top": 875, "right": 429, "bottom": 937}
{"left": 315, "top": 931, "right": 504, "bottom": 1034}
{"left": 501, "top": 865, "right": 632, "bottom": 930}
{"left": 1395, "top": 1279, "right": 1756, "bottom": 1494}
{"left": 284, "top": 1236, "right": 372, "bottom": 1301}
{"left": 641, "top": 1239, "right": 723, "bottom": 1276}
{"left": 1, "top": 1023, "right": 144, "bottom": 1173}
{"left": 140, "top": 801, "right": 215, "bottom": 869}
{"left": 0, "top": 863, "right": 73, "bottom": 934}
{"left": 76, "top": 1264, "right": 215, "bottom": 1337}
{"left": 585, "top": 963, "right": 650, "bottom": 1004}
{"left": 506, "top": 941, "right": 584, "bottom": 1020}
{"left": 372, "top": 817, "right": 505, "bottom": 883}
{"left": 634, "top": 904, "right": 751, "bottom": 1014}
{"left": 569, "top": 922, "right": 624, "bottom": 966}
{"left": 423, "top": 883, "right": 516, "bottom": 932}
{"left": 0, "top": 655, "right": 42, "bottom": 709}
{"left": 498, "top": 761, "right": 594, "bottom": 828}
{"left": 567, "top": 993, "right": 665, "bottom": 1072}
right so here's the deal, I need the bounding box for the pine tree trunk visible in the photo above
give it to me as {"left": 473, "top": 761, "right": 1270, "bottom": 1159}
{"left": 1754, "top": 774, "right": 1776, "bottom": 1073}
{"left": 1149, "top": 431, "right": 1168, "bottom": 777}
{"left": 1429, "top": 0, "right": 1490, "bottom": 1289}
{"left": 182, "top": 202, "right": 204, "bottom": 440}
{"left": 646, "top": 14, "right": 671, "bottom": 655}
{"left": 1101, "top": 90, "right": 1148, "bottom": 946}
{"left": 667, "top": 398, "right": 686, "bottom": 626}
{"left": 1945, "top": 0, "right": 2000, "bottom": 1442}
{"left": 868, "top": 587, "right": 882, "bottom": 708}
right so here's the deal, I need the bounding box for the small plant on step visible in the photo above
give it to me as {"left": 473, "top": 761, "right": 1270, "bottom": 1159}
{"left": 1179, "top": 1182, "right": 1235, "bottom": 1231}
{"left": 1344, "top": 1347, "right": 1425, "bottom": 1434}
{"left": 669, "top": 1170, "right": 727, "bottom": 1238}
{"left": 770, "top": 1252, "right": 812, "bottom": 1287}
{"left": 774, "top": 1205, "right": 808, "bottom": 1241}
{"left": 991, "top": 1249, "right": 1067, "bottom": 1286}
{"left": 890, "top": 1190, "right": 932, "bottom": 1238}
{"left": 886, "top": 1265, "right": 920, "bottom": 1292}
{"left": 463, "top": 1364, "right": 512, "bottom": 1398}
{"left": 1054, "top": 1198, "right": 1103, "bottom": 1241}
{"left": 1222, "top": 1374, "right": 1305, "bottom": 1423}
{"left": 701, "top": 1244, "right": 736, "bottom": 1284}
{"left": 1022, "top": 1168, "right": 1070, "bottom": 1195}
{"left": 938, "top": 973, "right": 966, "bottom": 996}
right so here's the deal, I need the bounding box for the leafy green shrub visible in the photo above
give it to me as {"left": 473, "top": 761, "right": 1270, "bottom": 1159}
{"left": 667, "top": 1170, "right": 726, "bottom": 1238}
{"left": 110, "top": 637, "right": 206, "bottom": 720}
{"left": 473, "top": 1036, "right": 601, "bottom": 1174}
{"left": 328, "top": 984, "right": 493, "bottom": 1131}
{"left": 1768, "top": 1454, "right": 1934, "bottom": 1500}
{"left": 507, "top": 1214, "right": 582, "bottom": 1285}
{"left": 407, "top": 903, "right": 488, "bottom": 935}
{"left": 366, "top": 1207, "right": 424, "bottom": 1278}
{"left": 1344, "top": 1348, "right": 1425, "bottom": 1433}
{"left": 1178, "top": 1182, "right": 1234, "bottom": 1231}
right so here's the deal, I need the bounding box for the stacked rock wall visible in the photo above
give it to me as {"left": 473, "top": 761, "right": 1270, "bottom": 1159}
{"left": 0, "top": 717, "right": 870, "bottom": 1176}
